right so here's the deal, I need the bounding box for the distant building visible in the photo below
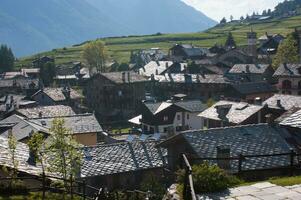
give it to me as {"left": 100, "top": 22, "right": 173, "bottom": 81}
{"left": 169, "top": 44, "right": 207, "bottom": 61}
{"left": 227, "top": 64, "right": 275, "bottom": 83}
{"left": 85, "top": 71, "right": 150, "bottom": 122}
{"left": 152, "top": 73, "right": 231, "bottom": 100}
{"left": 31, "top": 87, "right": 83, "bottom": 107}
{"left": 32, "top": 56, "right": 54, "bottom": 68}
{"left": 228, "top": 82, "right": 276, "bottom": 103}
{"left": 133, "top": 99, "right": 207, "bottom": 135}
{"left": 0, "top": 77, "right": 39, "bottom": 97}
{"left": 16, "top": 105, "right": 75, "bottom": 118}
{"left": 258, "top": 33, "right": 284, "bottom": 55}
{"left": 28, "top": 113, "right": 103, "bottom": 146}
{"left": 139, "top": 61, "right": 187, "bottom": 77}
{"left": 198, "top": 100, "right": 264, "bottom": 129}
{"left": 273, "top": 64, "right": 301, "bottom": 95}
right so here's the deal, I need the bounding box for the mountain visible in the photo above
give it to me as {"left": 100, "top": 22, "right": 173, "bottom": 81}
{"left": 0, "top": 0, "right": 216, "bottom": 57}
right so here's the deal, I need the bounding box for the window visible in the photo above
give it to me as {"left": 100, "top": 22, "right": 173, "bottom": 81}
{"left": 177, "top": 115, "right": 181, "bottom": 120}
{"left": 282, "top": 80, "right": 292, "bottom": 89}
{"left": 298, "top": 81, "right": 301, "bottom": 89}
{"left": 187, "top": 114, "right": 190, "bottom": 120}
{"left": 163, "top": 116, "right": 168, "bottom": 121}
{"left": 163, "top": 128, "right": 168, "bottom": 133}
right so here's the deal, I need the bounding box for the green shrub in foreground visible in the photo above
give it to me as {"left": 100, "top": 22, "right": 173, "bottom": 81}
{"left": 177, "top": 162, "right": 242, "bottom": 194}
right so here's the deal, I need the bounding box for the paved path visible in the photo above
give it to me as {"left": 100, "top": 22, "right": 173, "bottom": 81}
{"left": 198, "top": 182, "right": 301, "bottom": 200}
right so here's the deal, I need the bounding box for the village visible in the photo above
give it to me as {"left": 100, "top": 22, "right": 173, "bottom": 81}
{"left": 0, "top": 26, "right": 301, "bottom": 199}
{"left": 0, "top": 0, "right": 301, "bottom": 195}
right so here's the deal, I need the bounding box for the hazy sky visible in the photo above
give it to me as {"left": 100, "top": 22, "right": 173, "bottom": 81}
{"left": 182, "top": 0, "right": 285, "bottom": 21}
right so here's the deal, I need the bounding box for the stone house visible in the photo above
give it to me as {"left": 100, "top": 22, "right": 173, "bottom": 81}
{"left": 152, "top": 73, "right": 231, "bottom": 101}
{"left": 273, "top": 64, "right": 301, "bottom": 95}
{"left": 227, "top": 64, "right": 275, "bottom": 83}
{"left": 169, "top": 44, "right": 207, "bottom": 61}
{"left": 85, "top": 71, "right": 150, "bottom": 122}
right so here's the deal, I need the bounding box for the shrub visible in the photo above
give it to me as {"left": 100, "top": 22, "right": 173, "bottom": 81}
{"left": 0, "top": 180, "right": 29, "bottom": 195}
{"left": 177, "top": 162, "right": 242, "bottom": 194}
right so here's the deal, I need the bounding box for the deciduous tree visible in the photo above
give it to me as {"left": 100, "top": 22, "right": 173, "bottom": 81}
{"left": 272, "top": 34, "right": 299, "bottom": 69}
{"left": 82, "top": 40, "right": 108, "bottom": 73}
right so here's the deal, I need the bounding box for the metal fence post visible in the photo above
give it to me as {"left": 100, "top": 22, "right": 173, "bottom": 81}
{"left": 83, "top": 180, "right": 86, "bottom": 200}
{"left": 238, "top": 154, "right": 244, "bottom": 174}
{"left": 290, "top": 149, "right": 296, "bottom": 176}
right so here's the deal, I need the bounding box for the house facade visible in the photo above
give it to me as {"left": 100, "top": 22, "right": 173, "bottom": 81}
{"left": 137, "top": 100, "right": 207, "bottom": 135}
{"left": 85, "top": 71, "right": 149, "bottom": 122}
{"left": 273, "top": 64, "right": 301, "bottom": 95}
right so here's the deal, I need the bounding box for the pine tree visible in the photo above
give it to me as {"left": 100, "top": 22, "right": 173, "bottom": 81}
{"left": 220, "top": 17, "right": 227, "bottom": 24}
{"left": 0, "top": 44, "right": 15, "bottom": 73}
{"left": 225, "top": 32, "right": 236, "bottom": 50}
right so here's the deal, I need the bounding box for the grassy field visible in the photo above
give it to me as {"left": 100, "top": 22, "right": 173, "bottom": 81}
{"left": 16, "top": 15, "right": 301, "bottom": 68}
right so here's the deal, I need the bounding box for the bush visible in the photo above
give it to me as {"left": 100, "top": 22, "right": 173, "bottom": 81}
{"left": 177, "top": 162, "right": 242, "bottom": 194}
{"left": 0, "top": 180, "right": 29, "bottom": 195}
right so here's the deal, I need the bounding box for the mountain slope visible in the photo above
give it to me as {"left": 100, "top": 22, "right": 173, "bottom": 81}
{"left": 16, "top": 15, "right": 301, "bottom": 68}
{"left": 0, "top": 0, "right": 216, "bottom": 57}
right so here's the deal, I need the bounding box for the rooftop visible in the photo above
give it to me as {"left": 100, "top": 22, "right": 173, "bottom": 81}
{"left": 229, "top": 64, "right": 270, "bottom": 74}
{"left": 139, "top": 61, "right": 174, "bottom": 77}
{"left": 33, "top": 87, "right": 83, "bottom": 102}
{"left": 81, "top": 140, "right": 166, "bottom": 177}
{"left": 100, "top": 71, "right": 148, "bottom": 84}
{"left": 28, "top": 113, "right": 103, "bottom": 135}
{"left": 153, "top": 73, "right": 229, "bottom": 84}
{"left": 17, "top": 105, "right": 75, "bottom": 118}
{"left": 198, "top": 100, "right": 263, "bottom": 124}
{"left": 263, "top": 94, "right": 301, "bottom": 110}
{"left": 160, "top": 124, "right": 293, "bottom": 171}
{"left": 273, "top": 64, "right": 301, "bottom": 77}
{"left": 280, "top": 109, "right": 301, "bottom": 129}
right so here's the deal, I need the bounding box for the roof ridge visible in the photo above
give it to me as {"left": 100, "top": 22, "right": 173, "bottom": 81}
{"left": 29, "top": 113, "right": 94, "bottom": 120}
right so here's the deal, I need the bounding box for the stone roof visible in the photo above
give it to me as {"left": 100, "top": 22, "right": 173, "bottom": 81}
{"left": 198, "top": 100, "right": 263, "bottom": 124}
{"left": 28, "top": 113, "right": 103, "bottom": 135}
{"left": 0, "top": 78, "right": 39, "bottom": 89}
{"left": 17, "top": 105, "right": 75, "bottom": 118}
{"left": 144, "top": 100, "right": 207, "bottom": 115}
{"left": 81, "top": 141, "right": 166, "bottom": 177}
{"left": 273, "top": 64, "right": 301, "bottom": 77}
{"left": 280, "top": 109, "right": 301, "bottom": 129}
{"left": 0, "top": 115, "right": 49, "bottom": 141}
{"left": 160, "top": 124, "right": 293, "bottom": 171}
{"left": 100, "top": 71, "right": 148, "bottom": 84}
{"left": 174, "top": 100, "right": 207, "bottom": 113}
{"left": 0, "top": 135, "right": 45, "bottom": 176}
{"left": 153, "top": 73, "right": 229, "bottom": 84}
{"left": 231, "top": 82, "right": 277, "bottom": 95}
{"left": 229, "top": 64, "right": 270, "bottom": 74}
{"left": 139, "top": 61, "right": 174, "bottom": 77}
{"left": 263, "top": 94, "right": 301, "bottom": 110}
{"left": 33, "top": 87, "right": 83, "bottom": 102}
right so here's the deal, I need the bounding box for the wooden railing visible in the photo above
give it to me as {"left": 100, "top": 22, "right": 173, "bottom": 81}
{"left": 182, "top": 154, "right": 197, "bottom": 200}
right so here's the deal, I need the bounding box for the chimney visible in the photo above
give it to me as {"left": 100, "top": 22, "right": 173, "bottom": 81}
{"left": 127, "top": 72, "right": 131, "bottom": 83}
{"left": 122, "top": 72, "right": 126, "bottom": 82}
{"left": 215, "top": 105, "right": 231, "bottom": 124}
{"left": 246, "top": 65, "right": 250, "bottom": 73}
{"left": 265, "top": 114, "right": 275, "bottom": 125}
{"left": 277, "top": 99, "right": 282, "bottom": 108}
{"left": 39, "top": 111, "right": 43, "bottom": 118}
{"left": 216, "top": 145, "right": 231, "bottom": 170}
{"left": 254, "top": 97, "right": 262, "bottom": 105}
{"left": 165, "top": 62, "right": 169, "bottom": 69}
{"left": 184, "top": 74, "right": 192, "bottom": 83}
